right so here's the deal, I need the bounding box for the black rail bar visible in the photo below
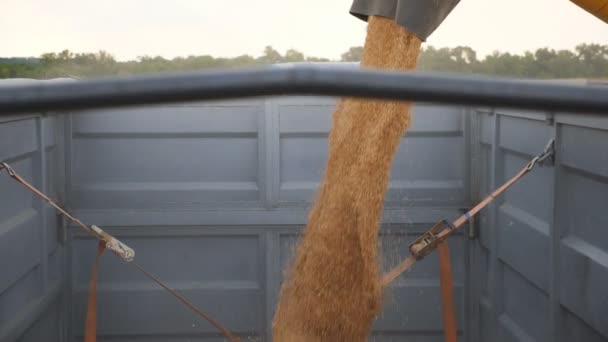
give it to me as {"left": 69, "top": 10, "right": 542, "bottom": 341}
{"left": 0, "top": 65, "right": 607, "bottom": 115}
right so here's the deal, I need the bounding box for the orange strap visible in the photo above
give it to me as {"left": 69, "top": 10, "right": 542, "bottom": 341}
{"left": 438, "top": 242, "right": 457, "bottom": 342}
{"left": 85, "top": 241, "right": 106, "bottom": 342}
{"left": 381, "top": 165, "right": 532, "bottom": 286}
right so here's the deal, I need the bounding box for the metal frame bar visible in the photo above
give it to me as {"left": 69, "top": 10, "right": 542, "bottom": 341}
{"left": 1, "top": 65, "right": 607, "bottom": 115}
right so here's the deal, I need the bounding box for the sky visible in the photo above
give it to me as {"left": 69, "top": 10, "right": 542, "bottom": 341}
{"left": 1, "top": 0, "right": 607, "bottom": 61}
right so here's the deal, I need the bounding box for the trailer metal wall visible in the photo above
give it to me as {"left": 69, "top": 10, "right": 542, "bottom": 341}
{"left": 1, "top": 77, "right": 606, "bottom": 342}
{"left": 0, "top": 113, "right": 66, "bottom": 342}
{"left": 471, "top": 109, "right": 608, "bottom": 342}
{"left": 65, "top": 98, "right": 469, "bottom": 341}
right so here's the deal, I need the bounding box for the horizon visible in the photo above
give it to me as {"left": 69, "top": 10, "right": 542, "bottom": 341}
{"left": 3, "top": 42, "right": 606, "bottom": 62}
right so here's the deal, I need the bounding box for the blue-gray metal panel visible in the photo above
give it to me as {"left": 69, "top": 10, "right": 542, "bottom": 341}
{"left": 500, "top": 264, "right": 550, "bottom": 341}
{"left": 561, "top": 308, "right": 607, "bottom": 342}
{"left": 473, "top": 110, "right": 608, "bottom": 342}
{"left": 560, "top": 124, "right": 608, "bottom": 183}
{"left": 42, "top": 116, "right": 57, "bottom": 149}
{"left": 276, "top": 101, "right": 467, "bottom": 206}
{"left": 0, "top": 81, "right": 476, "bottom": 341}
{"left": 87, "top": 338, "right": 262, "bottom": 342}
{"left": 559, "top": 237, "right": 608, "bottom": 337}
{"left": 495, "top": 109, "right": 548, "bottom": 122}
{"left": 0, "top": 112, "right": 66, "bottom": 342}
{"left": 266, "top": 99, "right": 281, "bottom": 208}
{"left": 0, "top": 208, "right": 40, "bottom": 294}
{"left": 555, "top": 112, "right": 608, "bottom": 131}
{"left": 263, "top": 230, "right": 280, "bottom": 339}
{"left": 279, "top": 136, "right": 328, "bottom": 202}
{"left": 369, "top": 334, "right": 446, "bottom": 341}
{"left": 71, "top": 207, "right": 463, "bottom": 227}
{"left": 501, "top": 151, "right": 553, "bottom": 224}
{"left": 71, "top": 230, "right": 265, "bottom": 339}
{"left": 257, "top": 101, "right": 269, "bottom": 210}
{"left": 276, "top": 97, "right": 332, "bottom": 203}
{"left": 497, "top": 203, "right": 550, "bottom": 292}
{"left": 17, "top": 300, "right": 62, "bottom": 342}
{"left": 0, "top": 142, "right": 42, "bottom": 298}
{"left": 2, "top": 280, "right": 62, "bottom": 342}
{"left": 36, "top": 116, "right": 50, "bottom": 290}
{"left": 0, "top": 119, "right": 37, "bottom": 161}
{"left": 0, "top": 152, "right": 36, "bottom": 221}
{"left": 497, "top": 151, "right": 553, "bottom": 292}
{"left": 477, "top": 143, "right": 491, "bottom": 250}
{"left": 70, "top": 137, "right": 260, "bottom": 207}
{"left": 556, "top": 123, "right": 608, "bottom": 338}
{"left": 0, "top": 266, "right": 44, "bottom": 334}
{"left": 496, "top": 314, "right": 536, "bottom": 342}
{"left": 559, "top": 167, "right": 608, "bottom": 252}
{"left": 0, "top": 93, "right": 476, "bottom": 341}
{"left": 485, "top": 109, "right": 501, "bottom": 340}
{"left": 498, "top": 115, "right": 552, "bottom": 157}
{"left": 45, "top": 206, "right": 59, "bottom": 255}
{"left": 276, "top": 99, "right": 334, "bottom": 134}
{"left": 478, "top": 301, "right": 492, "bottom": 342}
{"left": 63, "top": 97, "right": 470, "bottom": 341}
{"left": 70, "top": 103, "right": 263, "bottom": 210}
{"left": 478, "top": 246, "right": 490, "bottom": 296}
{"left": 548, "top": 121, "right": 562, "bottom": 342}
{"left": 385, "top": 134, "right": 464, "bottom": 205}
{"left": 73, "top": 102, "right": 262, "bottom": 135}
{"left": 479, "top": 112, "right": 494, "bottom": 146}
{"left": 89, "top": 338, "right": 262, "bottom": 342}
{"left": 49, "top": 248, "right": 64, "bottom": 283}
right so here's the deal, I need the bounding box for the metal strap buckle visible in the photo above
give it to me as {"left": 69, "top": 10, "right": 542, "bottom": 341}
{"left": 90, "top": 225, "right": 135, "bottom": 262}
{"left": 409, "top": 219, "right": 453, "bottom": 260}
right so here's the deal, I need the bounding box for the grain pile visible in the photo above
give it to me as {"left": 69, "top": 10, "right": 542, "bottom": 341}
{"left": 272, "top": 16, "right": 422, "bottom": 341}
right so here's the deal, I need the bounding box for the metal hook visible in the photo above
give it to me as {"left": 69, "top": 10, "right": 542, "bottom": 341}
{"left": 526, "top": 138, "right": 555, "bottom": 171}
{"left": 0, "top": 162, "right": 16, "bottom": 177}
{"left": 537, "top": 138, "right": 555, "bottom": 165}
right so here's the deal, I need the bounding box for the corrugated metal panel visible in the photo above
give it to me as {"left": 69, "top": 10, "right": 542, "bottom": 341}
{"left": 67, "top": 99, "right": 469, "bottom": 341}
{"left": 274, "top": 98, "right": 467, "bottom": 206}
{"left": 0, "top": 113, "right": 66, "bottom": 342}
{"left": 472, "top": 109, "right": 608, "bottom": 342}
{"left": 5, "top": 76, "right": 605, "bottom": 342}
{"left": 69, "top": 100, "right": 264, "bottom": 209}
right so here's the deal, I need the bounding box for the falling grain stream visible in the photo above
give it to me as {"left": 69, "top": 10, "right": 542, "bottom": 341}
{"left": 272, "top": 16, "right": 422, "bottom": 341}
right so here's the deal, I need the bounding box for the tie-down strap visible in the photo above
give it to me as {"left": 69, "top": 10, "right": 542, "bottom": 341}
{"left": 381, "top": 138, "right": 555, "bottom": 285}
{"left": 0, "top": 161, "right": 240, "bottom": 342}
{"left": 0, "top": 161, "right": 133, "bottom": 261}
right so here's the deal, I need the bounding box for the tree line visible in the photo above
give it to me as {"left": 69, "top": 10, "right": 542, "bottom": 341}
{"left": 1, "top": 44, "right": 607, "bottom": 79}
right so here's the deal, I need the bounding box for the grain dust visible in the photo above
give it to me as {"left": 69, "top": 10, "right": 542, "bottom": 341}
{"left": 272, "top": 16, "right": 421, "bottom": 341}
